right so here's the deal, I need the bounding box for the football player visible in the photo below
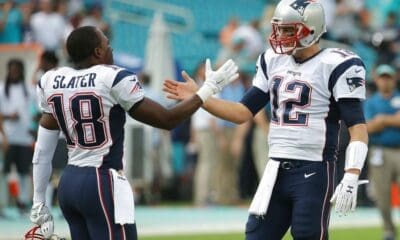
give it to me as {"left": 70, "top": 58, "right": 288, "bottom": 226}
{"left": 29, "top": 26, "right": 238, "bottom": 240}
{"left": 163, "top": 0, "right": 369, "bottom": 239}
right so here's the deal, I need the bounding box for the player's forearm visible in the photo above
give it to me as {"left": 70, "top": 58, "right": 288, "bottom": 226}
{"left": 165, "top": 95, "right": 204, "bottom": 129}
{"left": 32, "top": 161, "right": 53, "bottom": 204}
{"left": 131, "top": 96, "right": 203, "bottom": 130}
{"left": 32, "top": 125, "right": 60, "bottom": 204}
{"left": 203, "top": 97, "right": 252, "bottom": 124}
{"left": 348, "top": 123, "right": 368, "bottom": 144}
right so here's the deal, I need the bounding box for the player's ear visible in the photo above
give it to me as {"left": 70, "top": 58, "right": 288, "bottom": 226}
{"left": 93, "top": 47, "right": 103, "bottom": 59}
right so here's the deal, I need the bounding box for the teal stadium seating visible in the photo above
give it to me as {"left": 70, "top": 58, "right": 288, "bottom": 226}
{"left": 106, "top": 0, "right": 266, "bottom": 73}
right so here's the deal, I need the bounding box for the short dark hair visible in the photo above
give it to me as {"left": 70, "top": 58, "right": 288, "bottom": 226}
{"left": 66, "top": 26, "right": 101, "bottom": 63}
{"left": 41, "top": 50, "right": 59, "bottom": 66}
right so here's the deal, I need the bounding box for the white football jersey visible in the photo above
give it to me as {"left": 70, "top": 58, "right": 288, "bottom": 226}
{"left": 253, "top": 48, "right": 366, "bottom": 161}
{"left": 37, "top": 65, "right": 145, "bottom": 169}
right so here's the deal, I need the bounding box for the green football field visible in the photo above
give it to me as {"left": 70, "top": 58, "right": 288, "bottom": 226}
{"left": 142, "top": 226, "right": 383, "bottom": 240}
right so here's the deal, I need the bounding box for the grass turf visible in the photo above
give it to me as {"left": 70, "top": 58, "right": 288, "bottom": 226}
{"left": 141, "top": 226, "right": 383, "bottom": 240}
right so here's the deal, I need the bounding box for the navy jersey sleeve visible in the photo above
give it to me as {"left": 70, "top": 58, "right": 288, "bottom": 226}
{"left": 252, "top": 52, "right": 269, "bottom": 93}
{"left": 240, "top": 86, "right": 270, "bottom": 116}
{"left": 338, "top": 98, "right": 365, "bottom": 127}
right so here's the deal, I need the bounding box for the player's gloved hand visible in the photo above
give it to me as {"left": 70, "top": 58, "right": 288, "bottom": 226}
{"left": 196, "top": 58, "right": 239, "bottom": 102}
{"left": 40, "top": 217, "right": 55, "bottom": 239}
{"left": 330, "top": 173, "right": 369, "bottom": 216}
{"left": 30, "top": 202, "right": 53, "bottom": 226}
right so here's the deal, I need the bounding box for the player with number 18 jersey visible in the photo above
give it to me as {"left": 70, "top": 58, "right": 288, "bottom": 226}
{"left": 37, "top": 65, "right": 143, "bottom": 170}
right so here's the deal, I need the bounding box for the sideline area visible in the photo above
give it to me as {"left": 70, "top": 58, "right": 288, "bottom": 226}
{"left": 0, "top": 206, "right": 396, "bottom": 239}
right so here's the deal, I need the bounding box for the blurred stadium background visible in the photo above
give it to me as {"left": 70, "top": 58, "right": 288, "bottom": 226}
{"left": 0, "top": 0, "right": 400, "bottom": 239}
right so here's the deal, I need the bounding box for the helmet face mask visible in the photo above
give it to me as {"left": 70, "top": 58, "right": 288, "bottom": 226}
{"left": 269, "top": 0, "right": 326, "bottom": 55}
{"left": 269, "top": 22, "right": 312, "bottom": 54}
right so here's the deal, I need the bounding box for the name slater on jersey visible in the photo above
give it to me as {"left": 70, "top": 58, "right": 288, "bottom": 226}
{"left": 53, "top": 73, "right": 96, "bottom": 89}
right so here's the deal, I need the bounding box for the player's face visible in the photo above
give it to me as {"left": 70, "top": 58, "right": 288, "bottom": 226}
{"left": 276, "top": 26, "right": 296, "bottom": 39}
{"left": 269, "top": 22, "right": 312, "bottom": 55}
{"left": 270, "top": 23, "right": 298, "bottom": 54}
{"left": 97, "top": 30, "right": 113, "bottom": 65}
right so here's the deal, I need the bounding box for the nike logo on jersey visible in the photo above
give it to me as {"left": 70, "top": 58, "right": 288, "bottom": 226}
{"left": 304, "top": 172, "right": 316, "bottom": 178}
{"left": 355, "top": 68, "right": 362, "bottom": 73}
{"left": 346, "top": 77, "right": 365, "bottom": 92}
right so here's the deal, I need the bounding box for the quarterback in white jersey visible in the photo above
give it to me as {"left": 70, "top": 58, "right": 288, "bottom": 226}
{"left": 254, "top": 47, "right": 366, "bottom": 162}
{"left": 29, "top": 26, "right": 238, "bottom": 240}
{"left": 163, "top": 0, "right": 369, "bottom": 239}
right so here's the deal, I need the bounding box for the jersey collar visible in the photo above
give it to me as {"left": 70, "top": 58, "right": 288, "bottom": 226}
{"left": 291, "top": 48, "right": 325, "bottom": 64}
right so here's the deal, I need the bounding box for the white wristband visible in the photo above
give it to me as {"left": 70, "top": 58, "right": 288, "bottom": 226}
{"left": 196, "top": 85, "right": 214, "bottom": 102}
{"left": 345, "top": 141, "right": 368, "bottom": 171}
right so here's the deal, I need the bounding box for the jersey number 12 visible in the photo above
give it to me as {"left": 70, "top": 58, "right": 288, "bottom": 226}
{"left": 271, "top": 77, "right": 312, "bottom": 126}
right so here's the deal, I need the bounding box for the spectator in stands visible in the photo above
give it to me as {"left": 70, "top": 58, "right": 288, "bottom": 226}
{"left": 364, "top": 0, "right": 400, "bottom": 31}
{"left": 364, "top": 64, "right": 400, "bottom": 240}
{"left": 33, "top": 50, "right": 59, "bottom": 82}
{"left": 139, "top": 72, "right": 172, "bottom": 204}
{"left": 0, "top": 0, "right": 23, "bottom": 43}
{"left": 231, "top": 20, "right": 264, "bottom": 60}
{"left": 252, "top": 106, "right": 270, "bottom": 179}
{"left": 217, "top": 20, "right": 264, "bottom": 72}
{"left": 0, "top": 114, "right": 9, "bottom": 218}
{"left": 329, "top": 0, "right": 364, "bottom": 44}
{"left": 374, "top": 12, "right": 400, "bottom": 66}
{"left": 29, "top": 0, "right": 66, "bottom": 51}
{"left": 236, "top": 73, "right": 258, "bottom": 199}
{"left": 214, "top": 77, "right": 245, "bottom": 205}
{"left": 56, "top": 0, "right": 69, "bottom": 19}
{"left": 30, "top": 51, "right": 59, "bottom": 137}
{"left": 219, "top": 17, "right": 239, "bottom": 49}
{"left": 169, "top": 117, "right": 191, "bottom": 200}
{"left": 0, "top": 59, "right": 35, "bottom": 214}
{"left": 190, "top": 62, "right": 221, "bottom": 206}
{"left": 80, "top": 3, "right": 110, "bottom": 38}
{"left": 63, "top": 12, "right": 83, "bottom": 44}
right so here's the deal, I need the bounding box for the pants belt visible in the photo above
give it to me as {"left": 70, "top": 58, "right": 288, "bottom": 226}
{"left": 274, "top": 159, "right": 314, "bottom": 170}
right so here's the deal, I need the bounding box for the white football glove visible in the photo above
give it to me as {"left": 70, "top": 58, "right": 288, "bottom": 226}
{"left": 40, "top": 218, "right": 55, "bottom": 239}
{"left": 196, "top": 58, "right": 239, "bottom": 102}
{"left": 330, "top": 173, "right": 369, "bottom": 216}
{"left": 30, "top": 202, "right": 53, "bottom": 226}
